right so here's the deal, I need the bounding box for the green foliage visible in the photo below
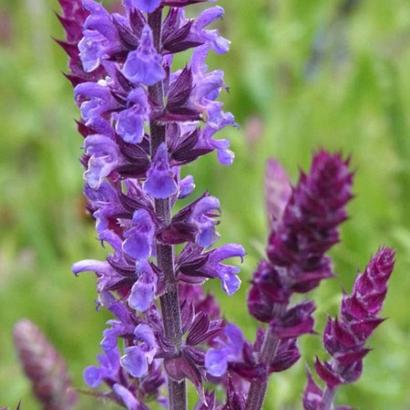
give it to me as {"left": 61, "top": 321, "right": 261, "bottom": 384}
{"left": 0, "top": 0, "right": 409, "bottom": 408}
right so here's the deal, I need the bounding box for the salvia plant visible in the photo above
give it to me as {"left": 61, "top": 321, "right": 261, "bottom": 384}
{"left": 55, "top": 0, "right": 396, "bottom": 409}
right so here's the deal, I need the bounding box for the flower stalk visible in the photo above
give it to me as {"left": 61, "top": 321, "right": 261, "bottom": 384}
{"left": 147, "top": 8, "right": 186, "bottom": 409}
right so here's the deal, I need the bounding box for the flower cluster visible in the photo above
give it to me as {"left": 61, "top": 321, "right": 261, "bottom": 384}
{"left": 199, "top": 152, "right": 354, "bottom": 410}
{"left": 58, "top": 0, "right": 244, "bottom": 408}
{"left": 57, "top": 1, "right": 397, "bottom": 410}
{"left": 303, "top": 247, "right": 395, "bottom": 410}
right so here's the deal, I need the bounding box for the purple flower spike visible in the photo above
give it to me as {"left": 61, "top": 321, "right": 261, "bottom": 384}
{"left": 123, "top": 25, "right": 165, "bottom": 86}
{"left": 205, "top": 324, "right": 244, "bottom": 377}
{"left": 124, "top": 0, "right": 162, "bottom": 13}
{"left": 144, "top": 143, "right": 178, "bottom": 199}
{"left": 59, "top": 0, "right": 242, "bottom": 407}
{"left": 128, "top": 261, "right": 157, "bottom": 312}
{"left": 316, "top": 248, "right": 395, "bottom": 388}
{"left": 123, "top": 209, "right": 155, "bottom": 261}
{"left": 303, "top": 248, "right": 395, "bottom": 410}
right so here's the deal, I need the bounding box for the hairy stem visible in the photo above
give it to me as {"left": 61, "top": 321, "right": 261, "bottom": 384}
{"left": 245, "top": 330, "right": 279, "bottom": 410}
{"left": 148, "top": 9, "right": 187, "bottom": 410}
{"left": 245, "top": 304, "right": 286, "bottom": 410}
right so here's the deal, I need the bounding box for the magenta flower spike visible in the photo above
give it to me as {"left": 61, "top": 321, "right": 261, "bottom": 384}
{"left": 303, "top": 247, "right": 395, "bottom": 410}
{"left": 244, "top": 152, "right": 354, "bottom": 410}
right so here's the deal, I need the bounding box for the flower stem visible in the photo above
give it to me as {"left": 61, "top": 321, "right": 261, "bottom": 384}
{"left": 245, "top": 304, "right": 286, "bottom": 410}
{"left": 245, "top": 330, "right": 279, "bottom": 410}
{"left": 148, "top": 9, "right": 187, "bottom": 410}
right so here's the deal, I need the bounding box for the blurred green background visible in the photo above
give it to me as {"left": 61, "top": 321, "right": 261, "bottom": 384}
{"left": 0, "top": 0, "right": 409, "bottom": 408}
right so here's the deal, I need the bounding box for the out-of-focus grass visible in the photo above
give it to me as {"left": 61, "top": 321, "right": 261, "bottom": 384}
{"left": 0, "top": 0, "right": 409, "bottom": 409}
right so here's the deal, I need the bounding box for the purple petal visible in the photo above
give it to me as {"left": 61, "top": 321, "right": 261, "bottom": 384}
{"left": 265, "top": 158, "right": 291, "bottom": 230}
{"left": 224, "top": 324, "right": 245, "bottom": 357}
{"left": 78, "top": 29, "right": 109, "bottom": 72}
{"left": 84, "top": 135, "right": 120, "bottom": 189}
{"left": 205, "top": 348, "right": 228, "bottom": 377}
{"left": 72, "top": 259, "right": 110, "bottom": 276}
{"left": 128, "top": 261, "right": 157, "bottom": 311}
{"left": 144, "top": 143, "right": 178, "bottom": 199}
{"left": 179, "top": 175, "right": 195, "bottom": 199}
{"left": 191, "top": 196, "right": 220, "bottom": 247}
{"left": 123, "top": 25, "right": 165, "bottom": 86}
{"left": 83, "top": 366, "right": 103, "bottom": 388}
{"left": 134, "top": 324, "right": 158, "bottom": 363}
{"left": 122, "top": 209, "right": 155, "bottom": 260}
{"left": 121, "top": 346, "right": 148, "bottom": 378}
{"left": 113, "top": 384, "right": 139, "bottom": 410}
{"left": 115, "top": 108, "right": 145, "bottom": 144}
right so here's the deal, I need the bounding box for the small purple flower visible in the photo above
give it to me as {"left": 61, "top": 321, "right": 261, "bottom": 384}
{"left": 191, "top": 196, "right": 221, "bottom": 247}
{"left": 122, "top": 209, "right": 155, "bottom": 261}
{"left": 193, "top": 6, "right": 230, "bottom": 54}
{"left": 83, "top": 134, "right": 121, "bottom": 189}
{"left": 115, "top": 88, "right": 149, "bottom": 144}
{"left": 143, "top": 143, "right": 178, "bottom": 199}
{"left": 78, "top": 29, "right": 110, "bottom": 72}
{"left": 123, "top": 25, "right": 165, "bottom": 86}
{"left": 120, "top": 324, "right": 158, "bottom": 378}
{"left": 205, "top": 244, "right": 245, "bottom": 295}
{"left": 205, "top": 324, "right": 244, "bottom": 377}
{"left": 128, "top": 261, "right": 158, "bottom": 312}
{"left": 78, "top": 0, "right": 119, "bottom": 72}
{"left": 84, "top": 346, "right": 120, "bottom": 388}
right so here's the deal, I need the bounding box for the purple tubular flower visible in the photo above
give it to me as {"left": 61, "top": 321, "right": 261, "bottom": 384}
{"left": 193, "top": 7, "right": 230, "bottom": 54}
{"left": 59, "top": 0, "right": 240, "bottom": 409}
{"left": 143, "top": 143, "right": 178, "bottom": 199}
{"left": 121, "top": 324, "right": 158, "bottom": 378}
{"left": 303, "top": 248, "right": 395, "bottom": 410}
{"left": 122, "top": 209, "right": 155, "bottom": 261}
{"left": 123, "top": 25, "right": 165, "bottom": 86}
{"left": 83, "top": 135, "right": 121, "bottom": 189}
{"left": 177, "top": 243, "right": 245, "bottom": 295}
{"left": 128, "top": 261, "right": 157, "bottom": 312}
{"left": 115, "top": 88, "right": 150, "bottom": 144}
{"left": 205, "top": 324, "right": 245, "bottom": 377}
